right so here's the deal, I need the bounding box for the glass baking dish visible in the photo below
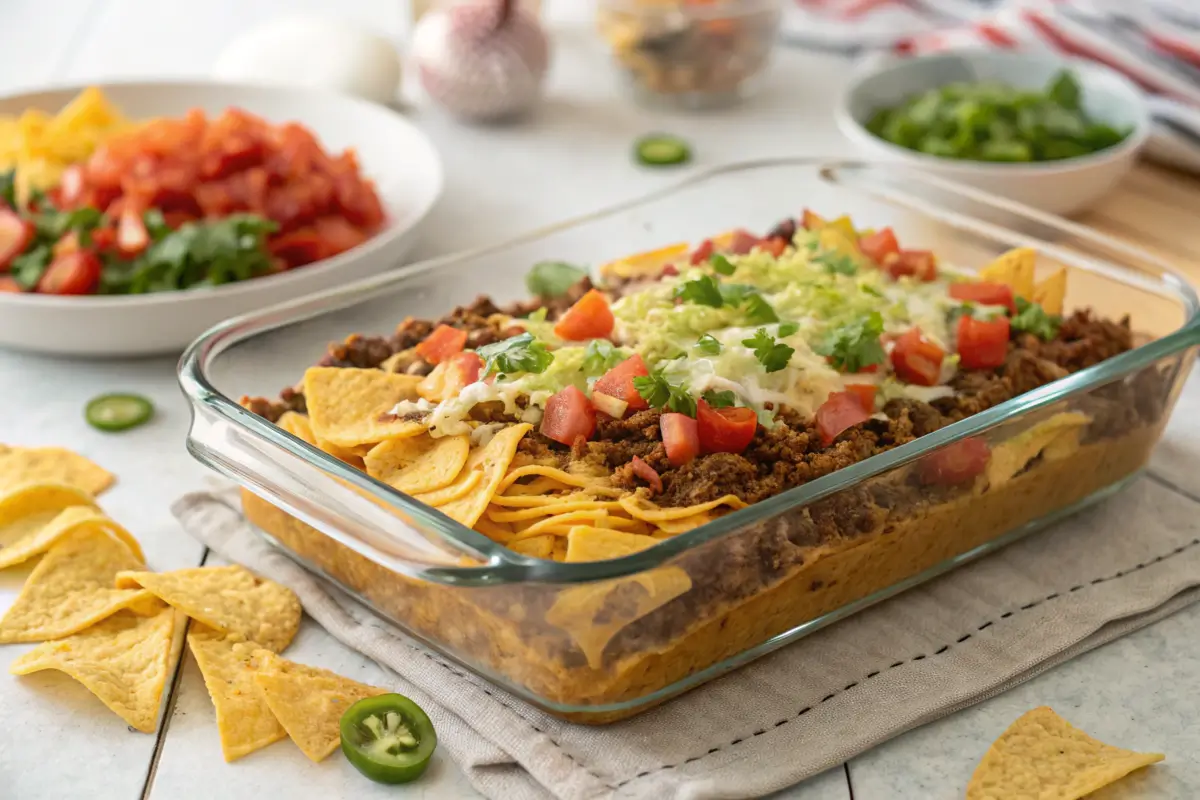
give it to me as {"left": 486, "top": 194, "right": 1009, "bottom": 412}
{"left": 178, "top": 159, "right": 1200, "bottom": 723}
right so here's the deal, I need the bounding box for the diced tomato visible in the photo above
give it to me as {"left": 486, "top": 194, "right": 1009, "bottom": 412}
{"left": 758, "top": 236, "right": 788, "bottom": 258}
{"left": 918, "top": 437, "right": 991, "bottom": 486}
{"left": 0, "top": 276, "right": 22, "bottom": 292}
{"left": 885, "top": 249, "right": 937, "bottom": 281}
{"left": 858, "top": 227, "right": 899, "bottom": 265}
{"left": 843, "top": 383, "right": 877, "bottom": 413}
{"left": 162, "top": 212, "right": 197, "bottom": 230}
{"left": 553, "top": 288, "right": 614, "bottom": 341}
{"left": 415, "top": 324, "right": 467, "bottom": 365}
{"left": 592, "top": 354, "right": 650, "bottom": 412}
{"left": 660, "top": 264, "right": 678, "bottom": 277}
{"left": 727, "top": 229, "right": 759, "bottom": 255}
{"left": 696, "top": 401, "right": 757, "bottom": 454}
{"left": 36, "top": 250, "right": 102, "bottom": 295}
{"left": 53, "top": 231, "right": 81, "bottom": 258}
{"left": 948, "top": 281, "right": 1017, "bottom": 314}
{"left": 117, "top": 207, "right": 150, "bottom": 256}
{"left": 660, "top": 413, "right": 701, "bottom": 466}
{"left": 540, "top": 385, "right": 597, "bottom": 446}
{"left": 448, "top": 351, "right": 482, "bottom": 386}
{"left": 630, "top": 455, "right": 663, "bottom": 493}
{"left": 689, "top": 239, "right": 714, "bottom": 265}
{"left": 90, "top": 227, "right": 118, "bottom": 252}
{"left": 816, "top": 391, "right": 872, "bottom": 446}
{"left": 891, "top": 328, "right": 945, "bottom": 386}
{"left": 268, "top": 228, "right": 326, "bottom": 269}
{"left": 0, "top": 210, "right": 34, "bottom": 271}
{"left": 956, "top": 315, "right": 1011, "bottom": 370}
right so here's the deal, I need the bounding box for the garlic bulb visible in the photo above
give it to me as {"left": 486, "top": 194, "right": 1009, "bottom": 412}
{"left": 411, "top": 0, "right": 550, "bottom": 122}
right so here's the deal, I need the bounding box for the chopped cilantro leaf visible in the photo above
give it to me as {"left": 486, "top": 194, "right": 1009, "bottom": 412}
{"left": 526, "top": 261, "right": 588, "bottom": 298}
{"left": 10, "top": 244, "right": 51, "bottom": 289}
{"left": 777, "top": 322, "right": 799, "bottom": 337}
{"left": 742, "top": 328, "right": 795, "bottom": 373}
{"left": 709, "top": 253, "right": 736, "bottom": 276}
{"left": 695, "top": 334, "right": 722, "bottom": 355}
{"left": 632, "top": 369, "right": 697, "bottom": 417}
{"left": 0, "top": 169, "right": 14, "bottom": 209}
{"left": 477, "top": 333, "right": 554, "bottom": 378}
{"left": 674, "top": 274, "right": 724, "bottom": 307}
{"left": 582, "top": 339, "right": 626, "bottom": 376}
{"left": 813, "top": 251, "right": 858, "bottom": 276}
{"left": 718, "top": 282, "right": 754, "bottom": 304}
{"left": 814, "top": 311, "right": 886, "bottom": 373}
{"left": 1011, "top": 296, "right": 1061, "bottom": 340}
{"left": 701, "top": 389, "right": 737, "bottom": 408}
{"left": 742, "top": 293, "right": 779, "bottom": 324}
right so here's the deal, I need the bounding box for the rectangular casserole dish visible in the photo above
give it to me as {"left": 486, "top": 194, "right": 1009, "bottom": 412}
{"left": 179, "top": 159, "right": 1200, "bottom": 723}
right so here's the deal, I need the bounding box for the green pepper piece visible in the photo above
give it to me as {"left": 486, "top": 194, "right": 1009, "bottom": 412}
{"left": 84, "top": 394, "right": 155, "bottom": 432}
{"left": 340, "top": 694, "right": 437, "bottom": 784}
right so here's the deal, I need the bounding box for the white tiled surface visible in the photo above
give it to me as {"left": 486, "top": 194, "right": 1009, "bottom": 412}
{"left": 0, "top": 1, "right": 1195, "bottom": 798}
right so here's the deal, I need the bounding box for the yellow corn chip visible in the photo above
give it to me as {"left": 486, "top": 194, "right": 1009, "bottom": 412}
{"left": 187, "top": 626, "right": 286, "bottom": 762}
{"left": 497, "top": 465, "right": 614, "bottom": 494}
{"left": 565, "top": 527, "right": 660, "bottom": 562}
{"left": 303, "top": 367, "right": 427, "bottom": 448}
{"left": 487, "top": 499, "right": 624, "bottom": 523}
{"left": 966, "top": 706, "right": 1164, "bottom": 800}
{"left": 0, "top": 483, "right": 99, "bottom": 568}
{"left": 986, "top": 412, "right": 1090, "bottom": 489}
{"left": 0, "top": 505, "right": 142, "bottom": 570}
{"left": 979, "top": 247, "right": 1036, "bottom": 300}
{"left": 502, "top": 509, "right": 613, "bottom": 537}
{"left": 10, "top": 606, "right": 176, "bottom": 732}
{"left": 473, "top": 516, "right": 514, "bottom": 542}
{"left": 0, "top": 447, "right": 114, "bottom": 495}
{"left": 412, "top": 468, "right": 483, "bottom": 507}
{"left": 489, "top": 490, "right": 607, "bottom": 508}
{"left": 115, "top": 565, "right": 301, "bottom": 652}
{"left": 252, "top": 650, "right": 388, "bottom": 762}
{"left": 600, "top": 242, "right": 689, "bottom": 280}
{"left": 619, "top": 492, "right": 746, "bottom": 522}
{"left": 501, "top": 476, "right": 572, "bottom": 496}
{"left": 654, "top": 511, "right": 715, "bottom": 535}
{"left": 435, "top": 424, "right": 532, "bottom": 528}
{"left": 276, "top": 411, "right": 318, "bottom": 446}
{"left": 509, "top": 534, "right": 556, "bottom": 558}
{"left": 365, "top": 434, "right": 469, "bottom": 495}
{"left": 0, "top": 527, "right": 158, "bottom": 643}
{"left": 1033, "top": 267, "right": 1068, "bottom": 316}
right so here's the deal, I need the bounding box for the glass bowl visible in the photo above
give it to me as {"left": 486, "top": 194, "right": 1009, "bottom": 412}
{"left": 595, "top": 0, "right": 783, "bottom": 109}
{"left": 179, "top": 159, "right": 1199, "bottom": 722}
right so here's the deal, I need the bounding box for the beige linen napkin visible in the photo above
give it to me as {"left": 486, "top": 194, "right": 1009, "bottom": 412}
{"left": 173, "top": 407, "right": 1200, "bottom": 800}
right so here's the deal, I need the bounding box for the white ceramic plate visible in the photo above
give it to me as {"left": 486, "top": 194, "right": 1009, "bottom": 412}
{"left": 0, "top": 81, "right": 443, "bottom": 357}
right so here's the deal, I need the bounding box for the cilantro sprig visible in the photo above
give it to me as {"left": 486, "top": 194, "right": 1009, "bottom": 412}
{"left": 674, "top": 275, "right": 724, "bottom": 307}
{"left": 633, "top": 369, "right": 697, "bottom": 417}
{"left": 742, "top": 328, "right": 795, "bottom": 373}
{"left": 814, "top": 311, "right": 886, "bottom": 373}
{"left": 582, "top": 339, "right": 627, "bottom": 376}
{"left": 709, "top": 253, "right": 736, "bottom": 276}
{"left": 701, "top": 389, "right": 737, "bottom": 408}
{"left": 526, "top": 261, "right": 588, "bottom": 298}
{"left": 695, "top": 334, "right": 722, "bottom": 355}
{"left": 1011, "top": 297, "right": 1061, "bottom": 340}
{"left": 476, "top": 333, "right": 554, "bottom": 378}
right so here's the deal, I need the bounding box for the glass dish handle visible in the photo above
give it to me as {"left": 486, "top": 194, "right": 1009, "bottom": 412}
{"left": 186, "top": 402, "right": 502, "bottom": 578}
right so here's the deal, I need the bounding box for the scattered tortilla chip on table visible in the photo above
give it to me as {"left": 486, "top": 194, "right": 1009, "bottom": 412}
{"left": 116, "top": 564, "right": 301, "bottom": 652}
{"left": 365, "top": 434, "right": 470, "bottom": 495}
{"left": 252, "top": 650, "right": 388, "bottom": 762}
{"left": 187, "top": 626, "right": 286, "bottom": 762}
{"left": 0, "top": 527, "right": 158, "bottom": 643}
{"left": 10, "top": 606, "right": 177, "bottom": 732}
{"left": 303, "top": 367, "right": 427, "bottom": 448}
{"left": 0, "top": 483, "right": 99, "bottom": 568}
{"left": 966, "top": 706, "right": 1164, "bottom": 800}
{"left": 0, "top": 504, "right": 143, "bottom": 570}
{"left": 0, "top": 447, "right": 114, "bottom": 495}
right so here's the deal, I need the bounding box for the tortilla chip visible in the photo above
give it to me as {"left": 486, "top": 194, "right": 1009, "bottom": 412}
{"left": 546, "top": 567, "right": 693, "bottom": 668}
{"left": 600, "top": 242, "right": 689, "bottom": 280}
{"left": 1033, "top": 267, "right": 1068, "bottom": 316}
{"left": 187, "top": 626, "right": 286, "bottom": 762}
{"left": 618, "top": 492, "right": 746, "bottom": 522}
{"left": 979, "top": 247, "right": 1036, "bottom": 299}
{"left": 303, "top": 367, "right": 427, "bottom": 448}
{"left": 365, "top": 434, "right": 469, "bottom": 495}
{"left": 966, "top": 706, "right": 1164, "bottom": 800}
{"left": 504, "top": 509, "right": 614, "bottom": 536}
{"left": 0, "top": 504, "right": 143, "bottom": 570}
{"left": 115, "top": 565, "right": 301, "bottom": 652}
{"left": 252, "top": 650, "right": 388, "bottom": 762}
{"left": 412, "top": 468, "right": 483, "bottom": 507}
{"left": 509, "top": 534, "right": 556, "bottom": 558}
{"left": 276, "top": 411, "right": 318, "bottom": 446}
{"left": 435, "top": 424, "right": 532, "bottom": 528}
{"left": 501, "top": 476, "right": 572, "bottom": 496}
{"left": 10, "top": 606, "right": 176, "bottom": 732}
{"left": 498, "top": 465, "right": 617, "bottom": 495}
{"left": 0, "top": 483, "right": 99, "bottom": 568}
{"left": 488, "top": 499, "right": 623, "bottom": 523}
{"left": 654, "top": 512, "right": 715, "bottom": 535}
{"left": 0, "top": 527, "right": 158, "bottom": 642}
{"left": 985, "top": 412, "right": 1090, "bottom": 489}
{"left": 473, "top": 516, "right": 514, "bottom": 542}
{"left": 0, "top": 447, "right": 114, "bottom": 495}
{"left": 565, "top": 527, "right": 660, "bottom": 562}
